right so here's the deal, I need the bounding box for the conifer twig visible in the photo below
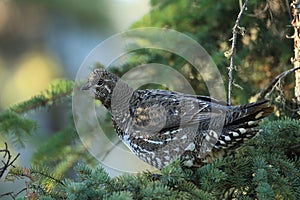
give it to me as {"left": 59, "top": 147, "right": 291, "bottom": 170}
{"left": 228, "top": 0, "right": 249, "bottom": 105}
{"left": 9, "top": 80, "right": 74, "bottom": 114}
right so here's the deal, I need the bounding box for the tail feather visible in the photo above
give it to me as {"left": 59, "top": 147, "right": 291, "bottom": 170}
{"left": 229, "top": 100, "right": 274, "bottom": 126}
{"left": 216, "top": 123, "right": 262, "bottom": 149}
{"left": 215, "top": 100, "right": 273, "bottom": 150}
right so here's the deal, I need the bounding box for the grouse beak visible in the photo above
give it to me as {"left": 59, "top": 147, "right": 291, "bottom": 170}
{"left": 81, "top": 82, "right": 91, "bottom": 90}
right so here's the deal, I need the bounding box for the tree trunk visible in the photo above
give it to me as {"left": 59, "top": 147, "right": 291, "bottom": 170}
{"left": 291, "top": 0, "right": 300, "bottom": 101}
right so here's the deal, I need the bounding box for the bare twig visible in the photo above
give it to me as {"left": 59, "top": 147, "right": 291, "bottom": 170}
{"left": 0, "top": 192, "right": 15, "bottom": 199}
{"left": 0, "top": 142, "right": 20, "bottom": 179}
{"left": 228, "top": 0, "right": 249, "bottom": 105}
{"left": 0, "top": 142, "right": 21, "bottom": 199}
{"left": 258, "top": 66, "right": 300, "bottom": 100}
{"left": 0, "top": 188, "right": 27, "bottom": 200}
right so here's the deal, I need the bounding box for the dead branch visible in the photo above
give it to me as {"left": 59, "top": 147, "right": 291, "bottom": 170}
{"left": 0, "top": 142, "right": 20, "bottom": 179}
{"left": 257, "top": 66, "right": 300, "bottom": 100}
{"left": 228, "top": 0, "right": 249, "bottom": 105}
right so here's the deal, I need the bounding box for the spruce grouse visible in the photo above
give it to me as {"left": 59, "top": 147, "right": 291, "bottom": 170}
{"left": 81, "top": 69, "right": 273, "bottom": 169}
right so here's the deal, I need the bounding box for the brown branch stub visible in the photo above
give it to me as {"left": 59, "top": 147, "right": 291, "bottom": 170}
{"left": 258, "top": 66, "right": 300, "bottom": 100}
{"left": 291, "top": 0, "right": 300, "bottom": 101}
{"left": 228, "top": 0, "right": 249, "bottom": 105}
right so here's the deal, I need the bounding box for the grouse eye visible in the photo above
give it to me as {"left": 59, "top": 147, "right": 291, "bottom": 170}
{"left": 97, "top": 79, "right": 104, "bottom": 86}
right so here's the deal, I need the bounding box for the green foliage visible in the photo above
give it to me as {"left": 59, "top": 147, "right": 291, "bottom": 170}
{"left": 6, "top": 165, "right": 65, "bottom": 199}
{"left": 30, "top": 125, "right": 91, "bottom": 176}
{"left": 128, "top": 0, "right": 292, "bottom": 104}
{"left": 2, "top": 100, "right": 300, "bottom": 199}
{"left": 15, "top": 162, "right": 215, "bottom": 199}
{"left": 1, "top": 1, "right": 299, "bottom": 199}
{"left": 0, "top": 111, "right": 37, "bottom": 147}
{"left": 12, "top": 118, "right": 299, "bottom": 199}
{"left": 10, "top": 80, "right": 74, "bottom": 114}
{"left": 220, "top": 119, "right": 300, "bottom": 199}
{"left": 15, "top": 0, "right": 111, "bottom": 30}
{"left": 0, "top": 80, "right": 73, "bottom": 147}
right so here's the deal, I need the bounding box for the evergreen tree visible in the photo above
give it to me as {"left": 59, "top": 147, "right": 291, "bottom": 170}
{"left": 1, "top": 1, "right": 300, "bottom": 199}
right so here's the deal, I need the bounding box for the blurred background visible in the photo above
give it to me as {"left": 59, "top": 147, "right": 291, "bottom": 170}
{"left": 0, "top": 0, "right": 296, "bottom": 197}
{"left": 0, "top": 0, "right": 150, "bottom": 195}
{"left": 0, "top": 0, "right": 150, "bottom": 109}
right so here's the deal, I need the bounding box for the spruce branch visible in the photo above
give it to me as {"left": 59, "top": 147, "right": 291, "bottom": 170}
{"left": 9, "top": 80, "right": 74, "bottom": 114}
{"left": 0, "top": 80, "right": 74, "bottom": 147}
{"left": 268, "top": 156, "right": 300, "bottom": 184}
{"left": 7, "top": 166, "right": 65, "bottom": 186}
{"left": 5, "top": 165, "right": 66, "bottom": 199}
{"left": 0, "top": 111, "right": 37, "bottom": 147}
{"left": 227, "top": 0, "right": 249, "bottom": 105}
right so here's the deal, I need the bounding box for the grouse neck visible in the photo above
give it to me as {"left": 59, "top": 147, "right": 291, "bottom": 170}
{"left": 109, "top": 79, "right": 134, "bottom": 115}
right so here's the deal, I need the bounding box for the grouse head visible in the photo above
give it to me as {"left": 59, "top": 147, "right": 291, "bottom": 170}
{"left": 81, "top": 69, "right": 120, "bottom": 109}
